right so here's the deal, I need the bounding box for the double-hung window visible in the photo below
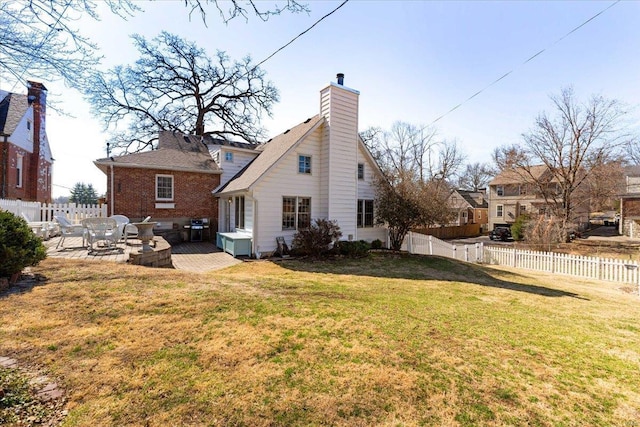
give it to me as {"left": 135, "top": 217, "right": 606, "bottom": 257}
{"left": 357, "top": 163, "right": 364, "bottom": 180}
{"left": 225, "top": 152, "right": 233, "bottom": 162}
{"left": 235, "top": 196, "right": 245, "bottom": 229}
{"left": 496, "top": 205, "right": 503, "bottom": 217}
{"left": 298, "top": 155, "right": 311, "bottom": 174}
{"left": 156, "top": 174, "right": 173, "bottom": 200}
{"left": 282, "top": 196, "right": 311, "bottom": 230}
{"left": 357, "top": 199, "right": 374, "bottom": 228}
{"left": 496, "top": 185, "right": 504, "bottom": 196}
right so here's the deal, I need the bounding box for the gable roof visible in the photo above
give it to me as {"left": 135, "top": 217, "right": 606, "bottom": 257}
{"left": 215, "top": 115, "right": 324, "bottom": 195}
{"left": 457, "top": 190, "right": 488, "bottom": 209}
{"left": 489, "top": 165, "right": 550, "bottom": 186}
{"left": 94, "top": 131, "right": 221, "bottom": 175}
{"left": 0, "top": 92, "right": 29, "bottom": 136}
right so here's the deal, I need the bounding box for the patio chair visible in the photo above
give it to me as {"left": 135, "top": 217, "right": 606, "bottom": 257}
{"left": 83, "top": 217, "right": 121, "bottom": 254}
{"left": 54, "top": 215, "right": 87, "bottom": 249}
{"left": 109, "top": 215, "right": 130, "bottom": 242}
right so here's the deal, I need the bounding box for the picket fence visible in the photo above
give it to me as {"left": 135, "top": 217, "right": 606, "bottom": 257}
{"left": 402, "top": 231, "right": 639, "bottom": 292}
{"left": 0, "top": 199, "right": 107, "bottom": 222}
{"left": 484, "top": 246, "right": 640, "bottom": 290}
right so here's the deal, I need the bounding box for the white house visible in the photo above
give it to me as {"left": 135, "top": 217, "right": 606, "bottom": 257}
{"left": 213, "top": 74, "right": 387, "bottom": 257}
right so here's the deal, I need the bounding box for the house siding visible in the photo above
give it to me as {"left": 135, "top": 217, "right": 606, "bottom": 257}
{"left": 321, "top": 83, "right": 359, "bottom": 238}
{"left": 219, "top": 149, "right": 258, "bottom": 187}
{"left": 107, "top": 166, "right": 220, "bottom": 233}
{"left": 252, "top": 128, "right": 323, "bottom": 253}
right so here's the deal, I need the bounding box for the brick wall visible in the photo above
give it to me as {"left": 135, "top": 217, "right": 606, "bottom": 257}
{"left": 106, "top": 166, "right": 220, "bottom": 232}
{"left": 0, "top": 142, "right": 52, "bottom": 202}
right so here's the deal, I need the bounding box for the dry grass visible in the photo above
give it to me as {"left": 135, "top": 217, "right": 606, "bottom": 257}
{"left": 1, "top": 254, "right": 640, "bottom": 426}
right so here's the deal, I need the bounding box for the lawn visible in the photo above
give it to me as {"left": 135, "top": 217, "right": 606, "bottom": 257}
{"left": 1, "top": 253, "right": 639, "bottom": 426}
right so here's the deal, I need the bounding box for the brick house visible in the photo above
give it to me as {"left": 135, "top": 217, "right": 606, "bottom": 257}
{"left": 0, "top": 81, "right": 53, "bottom": 203}
{"left": 94, "top": 131, "right": 222, "bottom": 239}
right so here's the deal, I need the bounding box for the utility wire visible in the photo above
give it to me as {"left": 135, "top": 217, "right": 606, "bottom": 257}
{"left": 427, "top": 0, "right": 620, "bottom": 126}
{"left": 253, "top": 0, "right": 350, "bottom": 71}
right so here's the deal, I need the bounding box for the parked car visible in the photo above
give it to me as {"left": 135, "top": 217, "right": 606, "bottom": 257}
{"left": 489, "top": 227, "right": 512, "bottom": 241}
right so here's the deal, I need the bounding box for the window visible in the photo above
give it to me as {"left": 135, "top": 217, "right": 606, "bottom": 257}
{"left": 26, "top": 120, "right": 32, "bottom": 142}
{"left": 298, "top": 155, "right": 311, "bottom": 174}
{"left": 156, "top": 175, "right": 173, "bottom": 200}
{"left": 16, "top": 155, "right": 23, "bottom": 188}
{"left": 234, "top": 196, "right": 245, "bottom": 229}
{"left": 520, "top": 205, "right": 527, "bottom": 215}
{"left": 496, "top": 185, "right": 504, "bottom": 196}
{"left": 225, "top": 152, "right": 233, "bottom": 162}
{"left": 282, "top": 196, "right": 311, "bottom": 230}
{"left": 496, "top": 205, "right": 503, "bottom": 217}
{"left": 357, "top": 199, "right": 374, "bottom": 228}
{"left": 357, "top": 163, "right": 364, "bottom": 180}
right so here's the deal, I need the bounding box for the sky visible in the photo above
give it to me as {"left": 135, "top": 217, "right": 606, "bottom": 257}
{"left": 3, "top": 0, "right": 639, "bottom": 198}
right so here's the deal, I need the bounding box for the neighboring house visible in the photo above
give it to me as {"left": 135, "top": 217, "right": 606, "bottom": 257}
{"left": 0, "top": 81, "right": 53, "bottom": 203}
{"left": 619, "top": 172, "right": 640, "bottom": 237}
{"left": 448, "top": 189, "right": 488, "bottom": 230}
{"left": 94, "top": 131, "right": 222, "bottom": 239}
{"left": 213, "top": 74, "right": 387, "bottom": 256}
{"left": 95, "top": 74, "right": 387, "bottom": 254}
{"left": 488, "top": 165, "right": 589, "bottom": 231}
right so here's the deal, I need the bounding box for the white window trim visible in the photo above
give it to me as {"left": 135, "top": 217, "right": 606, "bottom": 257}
{"left": 224, "top": 151, "right": 233, "bottom": 162}
{"left": 496, "top": 204, "right": 504, "bottom": 217}
{"left": 357, "top": 199, "right": 374, "bottom": 228}
{"left": 298, "top": 154, "right": 312, "bottom": 175}
{"left": 26, "top": 120, "right": 33, "bottom": 142}
{"left": 235, "top": 195, "right": 245, "bottom": 230}
{"left": 496, "top": 185, "right": 504, "bottom": 196}
{"left": 155, "top": 174, "right": 174, "bottom": 201}
{"left": 16, "top": 154, "right": 23, "bottom": 188}
{"left": 357, "top": 163, "right": 364, "bottom": 180}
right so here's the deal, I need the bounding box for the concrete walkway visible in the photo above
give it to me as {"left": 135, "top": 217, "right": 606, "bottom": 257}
{"left": 43, "top": 236, "right": 241, "bottom": 272}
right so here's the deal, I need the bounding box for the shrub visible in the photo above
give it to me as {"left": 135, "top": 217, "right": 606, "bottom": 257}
{"left": 370, "top": 239, "right": 383, "bottom": 250}
{"left": 291, "top": 218, "right": 342, "bottom": 258}
{"left": 510, "top": 214, "right": 529, "bottom": 241}
{"left": 0, "top": 211, "right": 47, "bottom": 278}
{"left": 337, "top": 240, "right": 371, "bottom": 258}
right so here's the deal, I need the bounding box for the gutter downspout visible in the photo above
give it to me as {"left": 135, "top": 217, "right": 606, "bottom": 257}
{"left": 110, "top": 163, "right": 115, "bottom": 216}
{"left": 1, "top": 136, "right": 7, "bottom": 199}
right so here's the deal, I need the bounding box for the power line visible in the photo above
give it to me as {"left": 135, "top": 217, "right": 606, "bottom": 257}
{"left": 427, "top": 0, "right": 621, "bottom": 126}
{"left": 253, "top": 0, "right": 350, "bottom": 70}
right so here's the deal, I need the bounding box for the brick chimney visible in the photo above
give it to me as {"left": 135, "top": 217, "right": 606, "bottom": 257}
{"left": 27, "top": 81, "right": 47, "bottom": 201}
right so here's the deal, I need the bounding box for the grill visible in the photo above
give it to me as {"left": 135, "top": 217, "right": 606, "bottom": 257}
{"left": 189, "top": 219, "right": 204, "bottom": 242}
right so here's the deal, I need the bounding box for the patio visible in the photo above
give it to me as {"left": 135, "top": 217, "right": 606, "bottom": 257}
{"left": 43, "top": 236, "right": 242, "bottom": 272}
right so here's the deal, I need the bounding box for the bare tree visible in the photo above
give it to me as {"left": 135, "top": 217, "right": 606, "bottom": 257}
{"left": 85, "top": 32, "right": 279, "bottom": 153}
{"left": 500, "top": 87, "right": 633, "bottom": 241}
{"left": 0, "top": 0, "right": 307, "bottom": 88}
{"left": 457, "top": 162, "right": 493, "bottom": 191}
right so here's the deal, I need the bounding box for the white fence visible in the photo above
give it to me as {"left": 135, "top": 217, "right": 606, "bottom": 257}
{"left": 0, "top": 199, "right": 107, "bottom": 222}
{"left": 484, "top": 246, "right": 640, "bottom": 289}
{"left": 402, "top": 231, "right": 639, "bottom": 292}
{"left": 402, "top": 231, "right": 484, "bottom": 263}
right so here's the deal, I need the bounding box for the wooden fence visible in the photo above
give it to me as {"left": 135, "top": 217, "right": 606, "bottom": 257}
{"left": 0, "top": 199, "right": 107, "bottom": 222}
{"left": 412, "top": 223, "right": 482, "bottom": 240}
